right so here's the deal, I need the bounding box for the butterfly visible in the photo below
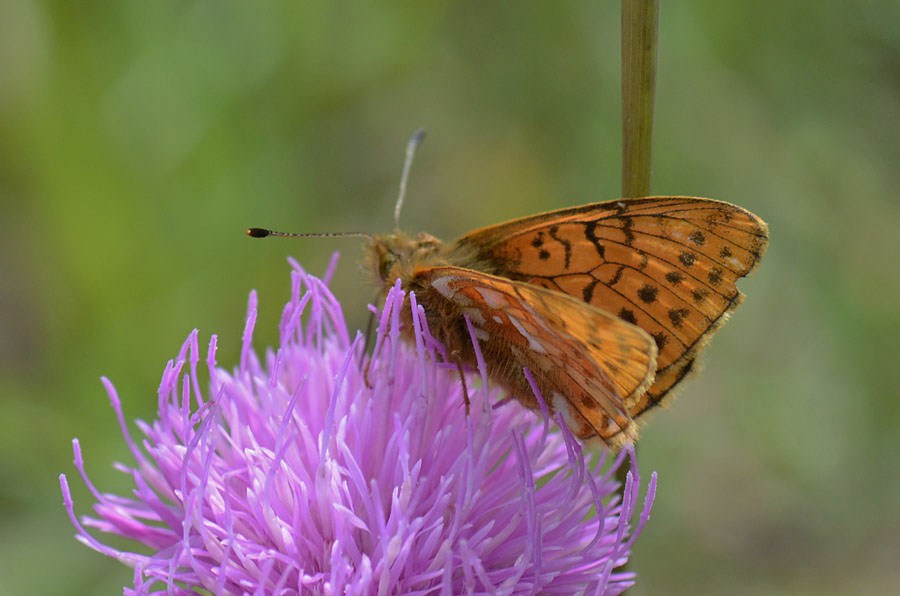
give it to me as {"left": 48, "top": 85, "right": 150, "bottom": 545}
{"left": 249, "top": 132, "right": 769, "bottom": 448}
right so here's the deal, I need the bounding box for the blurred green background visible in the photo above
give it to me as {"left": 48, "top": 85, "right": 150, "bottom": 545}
{"left": 2, "top": 1, "right": 899, "bottom": 594}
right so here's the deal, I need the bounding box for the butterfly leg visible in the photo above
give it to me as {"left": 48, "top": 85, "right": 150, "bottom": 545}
{"left": 363, "top": 359, "right": 374, "bottom": 389}
{"left": 361, "top": 309, "right": 377, "bottom": 389}
{"left": 452, "top": 353, "right": 471, "bottom": 417}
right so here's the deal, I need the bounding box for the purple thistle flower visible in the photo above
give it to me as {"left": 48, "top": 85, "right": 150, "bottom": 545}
{"left": 60, "top": 257, "right": 656, "bottom": 595}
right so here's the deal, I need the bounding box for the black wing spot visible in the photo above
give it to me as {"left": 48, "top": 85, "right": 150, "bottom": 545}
{"left": 652, "top": 331, "right": 668, "bottom": 351}
{"left": 688, "top": 230, "right": 706, "bottom": 246}
{"left": 619, "top": 308, "right": 638, "bottom": 325}
{"left": 692, "top": 288, "right": 710, "bottom": 303}
{"left": 665, "top": 271, "right": 684, "bottom": 285}
{"left": 621, "top": 217, "right": 635, "bottom": 245}
{"left": 679, "top": 251, "right": 697, "bottom": 267}
{"left": 539, "top": 249, "right": 550, "bottom": 260}
{"left": 608, "top": 265, "right": 625, "bottom": 287}
{"left": 637, "top": 284, "right": 658, "bottom": 304}
{"left": 531, "top": 232, "right": 545, "bottom": 248}
{"left": 668, "top": 308, "right": 689, "bottom": 328}
{"left": 583, "top": 279, "right": 600, "bottom": 303}
{"left": 708, "top": 267, "right": 724, "bottom": 285}
{"left": 720, "top": 246, "right": 733, "bottom": 259}
{"left": 548, "top": 225, "right": 572, "bottom": 269}
{"left": 584, "top": 221, "right": 606, "bottom": 259}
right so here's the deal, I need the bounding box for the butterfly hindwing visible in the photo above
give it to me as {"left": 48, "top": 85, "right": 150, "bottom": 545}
{"left": 411, "top": 266, "right": 657, "bottom": 444}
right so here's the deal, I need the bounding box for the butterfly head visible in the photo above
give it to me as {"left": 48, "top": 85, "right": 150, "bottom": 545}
{"left": 365, "top": 232, "right": 446, "bottom": 288}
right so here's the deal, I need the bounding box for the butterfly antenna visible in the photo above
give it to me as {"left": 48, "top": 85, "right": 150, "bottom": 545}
{"left": 246, "top": 228, "right": 374, "bottom": 241}
{"left": 393, "top": 128, "right": 426, "bottom": 232}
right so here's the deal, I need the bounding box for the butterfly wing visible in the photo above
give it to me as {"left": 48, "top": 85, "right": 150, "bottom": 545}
{"left": 411, "top": 266, "right": 657, "bottom": 445}
{"left": 454, "top": 196, "right": 768, "bottom": 418}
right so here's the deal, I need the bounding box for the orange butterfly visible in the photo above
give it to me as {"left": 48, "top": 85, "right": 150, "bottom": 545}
{"left": 249, "top": 132, "right": 769, "bottom": 448}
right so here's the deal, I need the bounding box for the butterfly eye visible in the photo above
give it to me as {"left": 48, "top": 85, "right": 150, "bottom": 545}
{"left": 379, "top": 252, "right": 397, "bottom": 280}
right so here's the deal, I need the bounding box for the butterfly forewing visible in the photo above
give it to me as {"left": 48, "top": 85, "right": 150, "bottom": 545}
{"left": 454, "top": 197, "right": 768, "bottom": 415}
{"left": 411, "top": 266, "right": 657, "bottom": 443}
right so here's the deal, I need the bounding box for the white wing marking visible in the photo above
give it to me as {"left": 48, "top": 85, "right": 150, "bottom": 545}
{"left": 507, "top": 315, "right": 548, "bottom": 354}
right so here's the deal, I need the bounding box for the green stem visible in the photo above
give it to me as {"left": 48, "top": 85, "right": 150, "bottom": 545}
{"left": 617, "top": 0, "right": 659, "bottom": 573}
{"left": 621, "top": 0, "right": 659, "bottom": 199}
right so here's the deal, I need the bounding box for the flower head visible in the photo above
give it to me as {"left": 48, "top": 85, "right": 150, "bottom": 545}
{"left": 61, "top": 257, "right": 656, "bottom": 595}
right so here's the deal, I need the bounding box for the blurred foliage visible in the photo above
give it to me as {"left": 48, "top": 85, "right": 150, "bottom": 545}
{"left": 1, "top": 1, "right": 899, "bottom": 594}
